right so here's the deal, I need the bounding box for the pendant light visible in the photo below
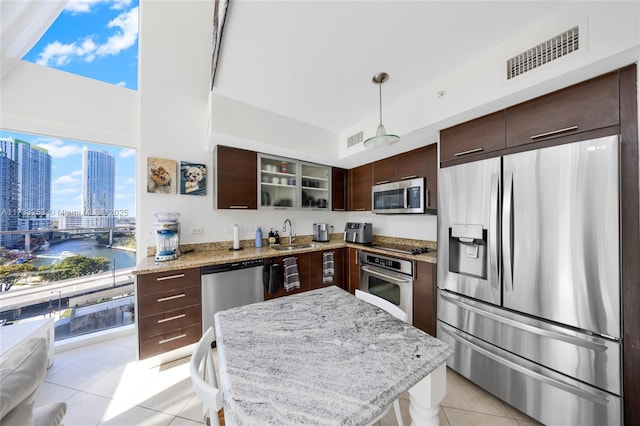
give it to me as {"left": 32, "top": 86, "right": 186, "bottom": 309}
{"left": 363, "top": 72, "right": 400, "bottom": 148}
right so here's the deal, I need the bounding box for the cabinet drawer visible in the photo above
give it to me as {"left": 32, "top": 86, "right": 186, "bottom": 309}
{"left": 506, "top": 71, "right": 619, "bottom": 147}
{"left": 138, "top": 304, "right": 202, "bottom": 340}
{"left": 137, "top": 268, "right": 200, "bottom": 297}
{"left": 138, "top": 284, "right": 201, "bottom": 318}
{"left": 138, "top": 323, "right": 201, "bottom": 360}
{"left": 440, "top": 111, "right": 505, "bottom": 164}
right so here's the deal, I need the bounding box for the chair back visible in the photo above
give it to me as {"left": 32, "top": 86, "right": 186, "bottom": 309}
{"left": 355, "top": 290, "right": 408, "bottom": 322}
{"left": 190, "top": 327, "right": 223, "bottom": 426}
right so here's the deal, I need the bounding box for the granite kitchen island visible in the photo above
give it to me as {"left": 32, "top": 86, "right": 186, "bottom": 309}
{"left": 214, "top": 286, "right": 453, "bottom": 425}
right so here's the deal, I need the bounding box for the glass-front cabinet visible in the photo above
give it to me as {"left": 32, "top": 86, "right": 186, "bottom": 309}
{"left": 259, "top": 154, "right": 298, "bottom": 209}
{"left": 301, "top": 162, "right": 330, "bottom": 210}
{"left": 258, "top": 155, "right": 331, "bottom": 210}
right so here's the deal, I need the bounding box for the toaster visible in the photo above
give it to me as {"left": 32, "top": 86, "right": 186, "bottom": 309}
{"left": 344, "top": 222, "right": 373, "bottom": 244}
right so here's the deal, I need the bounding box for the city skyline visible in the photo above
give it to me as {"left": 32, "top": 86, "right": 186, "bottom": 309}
{"left": 0, "top": 132, "right": 136, "bottom": 219}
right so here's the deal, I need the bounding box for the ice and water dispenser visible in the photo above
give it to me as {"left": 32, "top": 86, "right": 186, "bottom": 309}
{"left": 448, "top": 224, "right": 487, "bottom": 279}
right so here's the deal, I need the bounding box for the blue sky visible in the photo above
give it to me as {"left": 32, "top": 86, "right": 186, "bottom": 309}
{"left": 1, "top": 0, "right": 139, "bottom": 218}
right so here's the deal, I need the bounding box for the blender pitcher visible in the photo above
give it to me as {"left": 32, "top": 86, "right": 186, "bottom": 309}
{"left": 154, "top": 212, "right": 180, "bottom": 261}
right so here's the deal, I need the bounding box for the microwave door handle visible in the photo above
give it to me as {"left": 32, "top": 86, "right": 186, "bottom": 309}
{"left": 489, "top": 173, "right": 500, "bottom": 291}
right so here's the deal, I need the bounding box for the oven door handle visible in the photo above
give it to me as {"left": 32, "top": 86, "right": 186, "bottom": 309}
{"left": 361, "top": 265, "right": 411, "bottom": 284}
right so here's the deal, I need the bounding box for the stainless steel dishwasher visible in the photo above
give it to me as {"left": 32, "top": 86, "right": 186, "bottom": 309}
{"left": 201, "top": 259, "right": 264, "bottom": 340}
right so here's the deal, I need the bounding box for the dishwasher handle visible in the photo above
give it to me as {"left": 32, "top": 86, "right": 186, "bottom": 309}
{"left": 201, "top": 259, "right": 263, "bottom": 275}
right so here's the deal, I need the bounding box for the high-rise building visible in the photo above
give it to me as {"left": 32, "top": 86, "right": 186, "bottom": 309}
{"left": 0, "top": 138, "right": 52, "bottom": 245}
{"left": 81, "top": 147, "right": 115, "bottom": 228}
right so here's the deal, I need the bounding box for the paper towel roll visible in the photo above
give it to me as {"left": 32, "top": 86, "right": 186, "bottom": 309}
{"left": 233, "top": 224, "right": 240, "bottom": 249}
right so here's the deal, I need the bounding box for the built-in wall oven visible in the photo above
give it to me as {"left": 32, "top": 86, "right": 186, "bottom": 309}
{"left": 359, "top": 251, "right": 413, "bottom": 324}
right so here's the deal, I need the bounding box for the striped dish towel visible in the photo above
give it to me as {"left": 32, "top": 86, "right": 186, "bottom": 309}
{"left": 322, "top": 251, "right": 335, "bottom": 284}
{"left": 283, "top": 257, "right": 300, "bottom": 291}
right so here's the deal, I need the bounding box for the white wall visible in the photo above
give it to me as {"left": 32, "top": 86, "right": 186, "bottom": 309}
{"left": 1, "top": 1, "right": 637, "bottom": 263}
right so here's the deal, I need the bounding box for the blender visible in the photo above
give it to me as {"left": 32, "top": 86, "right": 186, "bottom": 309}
{"left": 154, "top": 212, "right": 180, "bottom": 261}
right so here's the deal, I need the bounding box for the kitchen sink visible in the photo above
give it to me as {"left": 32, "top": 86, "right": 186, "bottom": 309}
{"left": 272, "top": 244, "right": 317, "bottom": 251}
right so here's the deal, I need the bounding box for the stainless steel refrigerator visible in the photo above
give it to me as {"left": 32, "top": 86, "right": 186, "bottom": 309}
{"left": 437, "top": 134, "right": 622, "bottom": 425}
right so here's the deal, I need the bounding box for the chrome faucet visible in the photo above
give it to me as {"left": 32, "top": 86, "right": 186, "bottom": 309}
{"left": 283, "top": 218, "right": 295, "bottom": 245}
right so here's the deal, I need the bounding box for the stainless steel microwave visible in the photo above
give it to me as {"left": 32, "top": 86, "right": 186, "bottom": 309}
{"left": 371, "top": 177, "right": 425, "bottom": 214}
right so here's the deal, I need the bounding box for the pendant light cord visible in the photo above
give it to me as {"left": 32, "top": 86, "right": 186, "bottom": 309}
{"left": 378, "top": 82, "right": 383, "bottom": 126}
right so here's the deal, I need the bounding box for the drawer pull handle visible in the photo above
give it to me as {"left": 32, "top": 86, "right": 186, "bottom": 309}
{"left": 333, "top": 208, "right": 345, "bottom": 211}
{"left": 375, "top": 180, "right": 390, "bottom": 185}
{"left": 158, "top": 333, "right": 186, "bottom": 344}
{"left": 355, "top": 208, "right": 366, "bottom": 211}
{"left": 229, "top": 205, "right": 248, "bottom": 209}
{"left": 399, "top": 175, "right": 417, "bottom": 180}
{"left": 157, "top": 313, "right": 186, "bottom": 324}
{"left": 454, "top": 147, "right": 484, "bottom": 157}
{"left": 157, "top": 293, "right": 186, "bottom": 302}
{"left": 530, "top": 126, "right": 578, "bottom": 139}
{"left": 156, "top": 273, "right": 185, "bottom": 281}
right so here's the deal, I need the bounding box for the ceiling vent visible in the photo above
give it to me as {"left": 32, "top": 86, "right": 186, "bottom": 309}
{"left": 347, "top": 131, "right": 364, "bottom": 148}
{"left": 507, "top": 26, "right": 579, "bottom": 80}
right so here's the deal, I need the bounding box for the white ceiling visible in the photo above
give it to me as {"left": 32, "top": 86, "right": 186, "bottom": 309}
{"left": 212, "top": 1, "right": 565, "bottom": 134}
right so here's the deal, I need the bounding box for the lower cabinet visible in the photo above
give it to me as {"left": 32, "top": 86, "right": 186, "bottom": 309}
{"left": 136, "top": 268, "right": 202, "bottom": 360}
{"left": 264, "top": 253, "right": 310, "bottom": 300}
{"left": 347, "top": 247, "right": 360, "bottom": 294}
{"left": 309, "top": 248, "right": 345, "bottom": 291}
{"left": 413, "top": 261, "right": 437, "bottom": 336}
{"left": 264, "top": 248, "right": 347, "bottom": 299}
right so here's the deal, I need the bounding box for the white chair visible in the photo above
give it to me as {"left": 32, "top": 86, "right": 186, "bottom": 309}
{"left": 355, "top": 290, "right": 406, "bottom": 426}
{"left": 190, "top": 327, "right": 223, "bottom": 426}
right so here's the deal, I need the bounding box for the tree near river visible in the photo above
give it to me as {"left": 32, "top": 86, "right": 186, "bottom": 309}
{"left": 0, "top": 264, "right": 37, "bottom": 292}
{"left": 44, "top": 255, "right": 111, "bottom": 281}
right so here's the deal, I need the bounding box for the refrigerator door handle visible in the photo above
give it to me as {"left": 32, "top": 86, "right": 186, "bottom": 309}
{"left": 489, "top": 173, "right": 500, "bottom": 290}
{"left": 503, "top": 171, "right": 514, "bottom": 291}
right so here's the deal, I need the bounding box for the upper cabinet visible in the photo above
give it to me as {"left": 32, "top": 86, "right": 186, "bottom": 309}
{"left": 506, "top": 71, "right": 619, "bottom": 147}
{"left": 215, "top": 145, "right": 258, "bottom": 210}
{"left": 372, "top": 157, "right": 396, "bottom": 185}
{"left": 259, "top": 154, "right": 299, "bottom": 209}
{"left": 331, "top": 167, "right": 347, "bottom": 212}
{"left": 349, "top": 163, "right": 372, "bottom": 211}
{"left": 440, "top": 111, "right": 506, "bottom": 165}
{"left": 301, "top": 162, "right": 331, "bottom": 211}
{"left": 440, "top": 69, "right": 621, "bottom": 167}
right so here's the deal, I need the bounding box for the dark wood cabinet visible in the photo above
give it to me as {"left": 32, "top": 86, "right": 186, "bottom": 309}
{"left": 506, "top": 71, "right": 619, "bottom": 148}
{"left": 413, "top": 261, "right": 437, "bottom": 337}
{"left": 264, "top": 254, "right": 310, "bottom": 300}
{"left": 136, "top": 268, "right": 202, "bottom": 360}
{"left": 440, "top": 111, "right": 506, "bottom": 165}
{"left": 423, "top": 144, "right": 438, "bottom": 211}
{"left": 348, "top": 164, "right": 372, "bottom": 211}
{"left": 372, "top": 157, "right": 396, "bottom": 185}
{"left": 309, "top": 248, "right": 345, "bottom": 290}
{"left": 215, "top": 145, "right": 257, "bottom": 209}
{"left": 347, "top": 247, "right": 360, "bottom": 294}
{"left": 331, "top": 167, "right": 348, "bottom": 211}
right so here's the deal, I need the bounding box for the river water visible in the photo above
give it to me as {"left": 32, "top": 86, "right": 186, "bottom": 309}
{"left": 32, "top": 238, "right": 137, "bottom": 270}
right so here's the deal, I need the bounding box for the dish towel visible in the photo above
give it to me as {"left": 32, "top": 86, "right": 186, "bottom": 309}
{"left": 283, "top": 257, "right": 300, "bottom": 291}
{"left": 322, "top": 251, "right": 335, "bottom": 284}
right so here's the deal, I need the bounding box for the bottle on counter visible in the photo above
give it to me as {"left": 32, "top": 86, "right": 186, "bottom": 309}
{"left": 256, "top": 227, "right": 263, "bottom": 248}
{"left": 274, "top": 230, "right": 280, "bottom": 245}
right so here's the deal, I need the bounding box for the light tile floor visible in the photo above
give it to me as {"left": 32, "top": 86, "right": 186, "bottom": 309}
{"left": 35, "top": 332, "right": 541, "bottom": 426}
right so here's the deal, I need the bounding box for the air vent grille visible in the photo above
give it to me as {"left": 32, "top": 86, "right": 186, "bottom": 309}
{"left": 347, "top": 131, "right": 363, "bottom": 148}
{"left": 507, "top": 26, "right": 579, "bottom": 79}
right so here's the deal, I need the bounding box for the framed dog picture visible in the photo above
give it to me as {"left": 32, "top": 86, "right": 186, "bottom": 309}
{"left": 147, "top": 157, "right": 177, "bottom": 194}
{"left": 180, "top": 161, "right": 207, "bottom": 196}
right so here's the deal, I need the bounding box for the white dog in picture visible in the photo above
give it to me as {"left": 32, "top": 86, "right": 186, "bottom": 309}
{"left": 182, "top": 165, "right": 205, "bottom": 193}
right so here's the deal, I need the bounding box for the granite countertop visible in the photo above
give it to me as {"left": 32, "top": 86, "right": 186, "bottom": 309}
{"left": 134, "top": 237, "right": 437, "bottom": 275}
{"left": 214, "top": 286, "right": 453, "bottom": 425}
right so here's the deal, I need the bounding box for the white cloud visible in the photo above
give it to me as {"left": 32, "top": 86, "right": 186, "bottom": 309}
{"left": 55, "top": 175, "right": 79, "bottom": 185}
{"left": 119, "top": 148, "right": 136, "bottom": 158}
{"left": 96, "top": 7, "right": 139, "bottom": 57}
{"left": 116, "top": 81, "right": 127, "bottom": 87}
{"left": 35, "top": 139, "right": 83, "bottom": 158}
{"left": 64, "top": 0, "right": 103, "bottom": 14}
{"left": 71, "top": 170, "right": 83, "bottom": 177}
{"left": 37, "top": 6, "right": 138, "bottom": 67}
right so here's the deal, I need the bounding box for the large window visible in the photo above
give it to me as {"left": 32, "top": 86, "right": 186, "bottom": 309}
{"left": 0, "top": 131, "right": 136, "bottom": 340}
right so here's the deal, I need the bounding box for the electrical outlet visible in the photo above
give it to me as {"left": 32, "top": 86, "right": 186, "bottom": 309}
{"left": 190, "top": 227, "right": 204, "bottom": 235}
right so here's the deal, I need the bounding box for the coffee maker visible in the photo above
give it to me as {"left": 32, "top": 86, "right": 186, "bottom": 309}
{"left": 154, "top": 212, "right": 180, "bottom": 261}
